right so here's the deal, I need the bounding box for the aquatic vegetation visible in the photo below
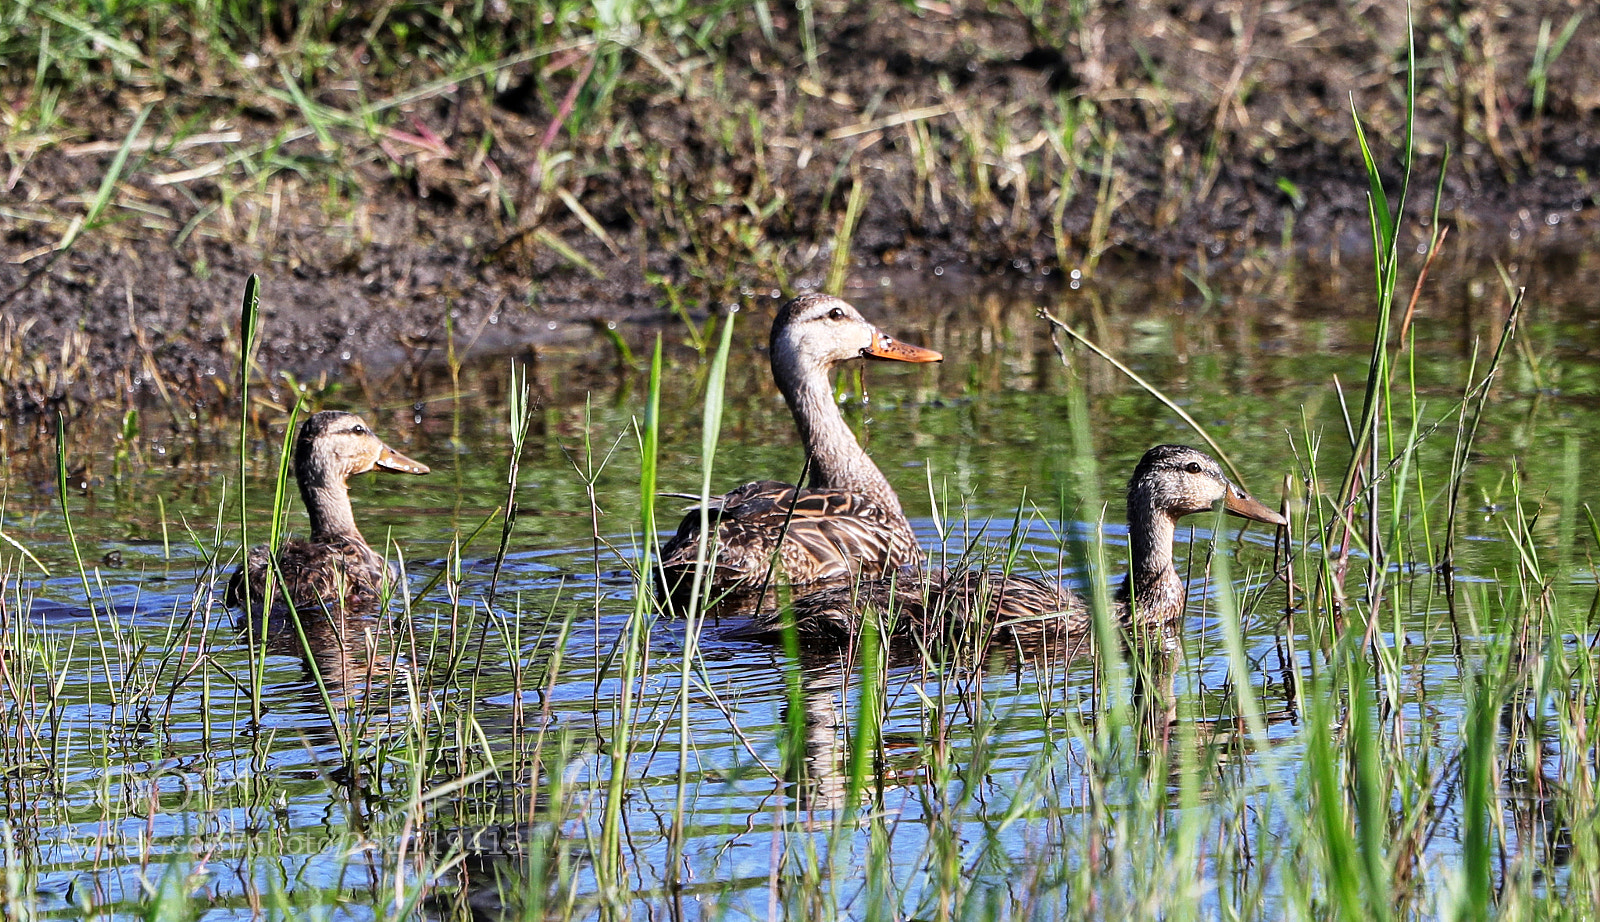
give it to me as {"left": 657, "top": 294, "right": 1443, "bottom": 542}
{"left": 3, "top": 20, "right": 1600, "bottom": 922}
{"left": 0, "top": 251, "right": 1593, "bottom": 921}
{"left": 3, "top": 258, "right": 1593, "bottom": 919}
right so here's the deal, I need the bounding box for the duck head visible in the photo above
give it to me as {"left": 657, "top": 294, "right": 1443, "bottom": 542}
{"left": 295, "top": 410, "right": 430, "bottom": 489}
{"left": 1128, "top": 444, "right": 1285, "bottom": 526}
{"left": 770, "top": 294, "right": 942, "bottom": 377}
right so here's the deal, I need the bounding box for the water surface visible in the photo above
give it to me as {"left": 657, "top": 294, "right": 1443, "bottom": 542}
{"left": 1, "top": 253, "right": 1594, "bottom": 917}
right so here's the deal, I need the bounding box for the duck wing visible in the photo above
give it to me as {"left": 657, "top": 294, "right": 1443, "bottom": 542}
{"left": 660, "top": 481, "right": 919, "bottom": 588}
{"left": 941, "top": 570, "right": 1086, "bottom": 640}
{"left": 225, "top": 545, "right": 276, "bottom": 611}
{"left": 742, "top": 568, "right": 1086, "bottom": 647}
{"left": 224, "top": 537, "right": 391, "bottom": 617}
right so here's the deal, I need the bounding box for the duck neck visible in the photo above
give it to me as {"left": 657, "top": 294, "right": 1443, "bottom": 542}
{"left": 303, "top": 476, "right": 363, "bottom": 544}
{"left": 775, "top": 352, "right": 903, "bottom": 516}
{"left": 1122, "top": 504, "right": 1182, "bottom": 618}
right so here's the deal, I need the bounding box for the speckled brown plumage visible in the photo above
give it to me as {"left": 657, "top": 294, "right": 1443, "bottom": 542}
{"left": 660, "top": 294, "right": 941, "bottom": 600}
{"left": 742, "top": 445, "right": 1285, "bottom": 646}
{"left": 226, "top": 410, "right": 430, "bottom": 615}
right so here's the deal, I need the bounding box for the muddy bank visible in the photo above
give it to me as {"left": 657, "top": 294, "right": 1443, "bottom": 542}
{"left": 1, "top": 0, "right": 1597, "bottom": 421}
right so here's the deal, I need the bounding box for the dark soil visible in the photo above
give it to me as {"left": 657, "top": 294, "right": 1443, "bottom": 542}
{"left": 1, "top": 0, "right": 1597, "bottom": 422}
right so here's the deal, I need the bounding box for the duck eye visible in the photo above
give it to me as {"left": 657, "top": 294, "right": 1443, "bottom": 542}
{"left": 827, "top": 307, "right": 845, "bottom": 321}
{"left": 350, "top": 425, "right": 367, "bottom": 435}
{"left": 1185, "top": 461, "right": 1203, "bottom": 474}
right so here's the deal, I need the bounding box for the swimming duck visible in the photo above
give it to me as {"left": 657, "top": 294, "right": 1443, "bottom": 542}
{"left": 659, "top": 294, "right": 943, "bottom": 602}
{"left": 743, "top": 444, "right": 1285, "bottom": 645}
{"left": 226, "top": 410, "right": 430, "bottom": 615}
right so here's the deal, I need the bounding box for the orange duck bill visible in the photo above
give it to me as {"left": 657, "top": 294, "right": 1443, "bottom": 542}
{"left": 861, "top": 329, "right": 942, "bottom": 363}
{"left": 374, "top": 443, "right": 431, "bottom": 475}
{"left": 1222, "top": 481, "right": 1286, "bottom": 526}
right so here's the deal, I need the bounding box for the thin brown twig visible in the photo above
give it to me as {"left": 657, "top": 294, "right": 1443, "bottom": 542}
{"left": 1397, "top": 225, "right": 1450, "bottom": 351}
{"left": 537, "top": 51, "right": 599, "bottom": 160}
{"left": 1040, "top": 307, "right": 1247, "bottom": 486}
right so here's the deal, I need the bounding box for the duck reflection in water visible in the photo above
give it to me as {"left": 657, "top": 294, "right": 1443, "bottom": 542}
{"left": 772, "top": 639, "right": 1184, "bottom": 815}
